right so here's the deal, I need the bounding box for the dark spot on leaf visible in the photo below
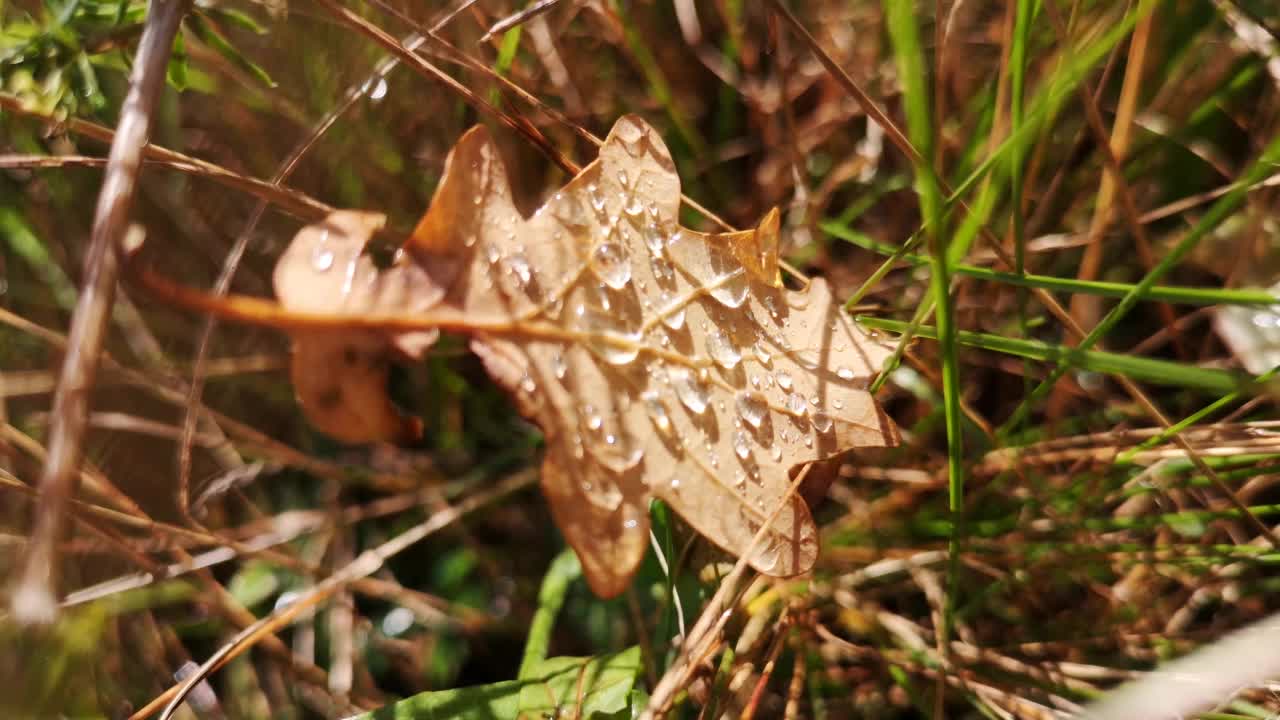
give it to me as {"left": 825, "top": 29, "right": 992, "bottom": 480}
{"left": 316, "top": 386, "right": 343, "bottom": 409}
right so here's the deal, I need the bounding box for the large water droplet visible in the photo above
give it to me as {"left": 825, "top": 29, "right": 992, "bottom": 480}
{"left": 811, "top": 411, "right": 834, "bottom": 433}
{"left": 643, "top": 220, "right": 666, "bottom": 257}
{"left": 736, "top": 391, "right": 768, "bottom": 429}
{"left": 707, "top": 327, "right": 742, "bottom": 369}
{"left": 591, "top": 242, "right": 631, "bottom": 290}
{"left": 591, "top": 431, "right": 644, "bottom": 474}
{"left": 752, "top": 340, "right": 772, "bottom": 367}
{"left": 734, "top": 430, "right": 751, "bottom": 460}
{"left": 836, "top": 366, "right": 856, "bottom": 381}
{"left": 576, "top": 304, "right": 641, "bottom": 365}
{"left": 709, "top": 269, "right": 748, "bottom": 308}
{"left": 311, "top": 243, "right": 335, "bottom": 272}
{"left": 671, "top": 368, "right": 709, "bottom": 414}
{"left": 641, "top": 390, "right": 672, "bottom": 435}
{"left": 589, "top": 333, "right": 640, "bottom": 365}
{"left": 775, "top": 370, "right": 793, "bottom": 390}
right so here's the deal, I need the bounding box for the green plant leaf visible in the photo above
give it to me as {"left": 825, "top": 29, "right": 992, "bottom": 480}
{"left": 357, "top": 647, "right": 641, "bottom": 720}
{"left": 187, "top": 12, "right": 275, "bottom": 88}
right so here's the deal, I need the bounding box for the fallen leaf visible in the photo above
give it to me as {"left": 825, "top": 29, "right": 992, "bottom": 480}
{"left": 139, "top": 115, "right": 901, "bottom": 597}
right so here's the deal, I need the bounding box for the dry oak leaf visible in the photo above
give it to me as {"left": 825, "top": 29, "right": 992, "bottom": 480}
{"left": 270, "top": 115, "right": 900, "bottom": 597}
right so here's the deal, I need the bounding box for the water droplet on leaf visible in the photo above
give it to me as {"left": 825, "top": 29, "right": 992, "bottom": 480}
{"left": 736, "top": 391, "right": 768, "bottom": 429}
{"left": 707, "top": 327, "right": 741, "bottom": 369}
{"left": 671, "top": 367, "right": 709, "bottom": 414}
{"left": 591, "top": 242, "right": 631, "bottom": 290}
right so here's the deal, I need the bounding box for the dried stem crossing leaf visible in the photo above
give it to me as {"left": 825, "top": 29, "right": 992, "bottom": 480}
{"left": 135, "top": 115, "right": 900, "bottom": 597}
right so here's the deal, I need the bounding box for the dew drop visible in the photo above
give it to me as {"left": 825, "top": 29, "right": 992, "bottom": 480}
{"left": 734, "top": 430, "right": 751, "bottom": 460}
{"left": 588, "top": 183, "right": 606, "bottom": 212}
{"left": 643, "top": 221, "right": 666, "bottom": 256}
{"left": 709, "top": 269, "right": 749, "bottom": 308}
{"left": 590, "top": 242, "right": 632, "bottom": 289}
{"left": 770, "top": 445, "right": 783, "bottom": 463}
{"left": 590, "top": 333, "right": 640, "bottom": 365}
{"left": 503, "top": 254, "right": 532, "bottom": 286}
{"left": 752, "top": 340, "right": 772, "bottom": 367}
{"left": 582, "top": 404, "right": 603, "bottom": 431}
{"left": 707, "top": 327, "right": 742, "bottom": 369}
{"left": 671, "top": 368, "right": 709, "bottom": 414}
{"left": 592, "top": 434, "right": 644, "bottom": 475}
{"left": 787, "top": 393, "right": 808, "bottom": 416}
{"left": 775, "top": 370, "right": 793, "bottom": 390}
{"left": 624, "top": 195, "right": 645, "bottom": 216}
{"left": 804, "top": 436, "right": 814, "bottom": 448}
{"left": 520, "top": 376, "right": 537, "bottom": 394}
{"left": 552, "top": 352, "right": 568, "bottom": 380}
{"left": 641, "top": 390, "right": 672, "bottom": 435}
{"left": 618, "top": 170, "right": 629, "bottom": 187}
{"left": 651, "top": 255, "right": 676, "bottom": 285}
{"left": 836, "top": 366, "right": 856, "bottom": 381}
{"left": 811, "top": 412, "right": 834, "bottom": 433}
{"left": 736, "top": 391, "right": 768, "bottom": 429}
{"left": 669, "top": 477, "right": 682, "bottom": 491}
{"left": 832, "top": 397, "right": 844, "bottom": 410}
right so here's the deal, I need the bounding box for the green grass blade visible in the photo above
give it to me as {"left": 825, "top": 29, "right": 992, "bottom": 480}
{"left": 518, "top": 548, "right": 581, "bottom": 678}
{"left": 883, "top": 3, "right": 965, "bottom": 693}
{"left": 824, "top": 221, "right": 1279, "bottom": 306}
{"left": 1001, "top": 126, "right": 1280, "bottom": 433}
{"left": 858, "top": 317, "right": 1258, "bottom": 395}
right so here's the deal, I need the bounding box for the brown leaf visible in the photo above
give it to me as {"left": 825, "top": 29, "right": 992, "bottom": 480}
{"left": 231, "top": 116, "right": 900, "bottom": 597}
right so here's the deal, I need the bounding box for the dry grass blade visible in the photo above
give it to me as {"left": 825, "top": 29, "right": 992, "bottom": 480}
{"left": 9, "top": 0, "right": 190, "bottom": 624}
{"left": 140, "top": 470, "right": 532, "bottom": 720}
{"left": 0, "top": 95, "right": 338, "bottom": 223}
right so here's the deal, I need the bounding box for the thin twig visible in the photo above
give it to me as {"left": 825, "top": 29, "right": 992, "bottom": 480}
{"left": 9, "top": 0, "right": 190, "bottom": 624}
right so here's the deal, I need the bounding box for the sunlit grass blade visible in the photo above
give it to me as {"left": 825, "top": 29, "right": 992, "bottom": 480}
{"left": 883, "top": 6, "right": 963, "bottom": 710}
{"left": 824, "top": 220, "right": 1279, "bottom": 306}
{"left": 858, "top": 316, "right": 1259, "bottom": 395}
{"left": 1000, "top": 128, "right": 1280, "bottom": 433}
